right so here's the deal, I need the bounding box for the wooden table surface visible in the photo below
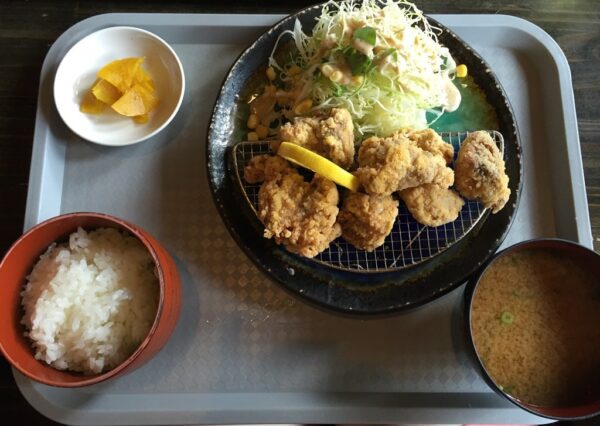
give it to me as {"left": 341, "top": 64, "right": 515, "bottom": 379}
{"left": 0, "top": 1, "right": 598, "bottom": 425}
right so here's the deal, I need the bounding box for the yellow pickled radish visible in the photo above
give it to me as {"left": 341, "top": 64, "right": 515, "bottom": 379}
{"left": 133, "top": 114, "right": 149, "bottom": 124}
{"left": 81, "top": 57, "right": 158, "bottom": 123}
{"left": 80, "top": 91, "right": 106, "bottom": 114}
{"left": 97, "top": 57, "right": 144, "bottom": 92}
{"left": 92, "top": 79, "right": 122, "bottom": 105}
{"left": 111, "top": 86, "right": 146, "bottom": 116}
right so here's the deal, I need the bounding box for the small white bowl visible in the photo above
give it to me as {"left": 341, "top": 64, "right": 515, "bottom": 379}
{"left": 54, "top": 26, "right": 185, "bottom": 146}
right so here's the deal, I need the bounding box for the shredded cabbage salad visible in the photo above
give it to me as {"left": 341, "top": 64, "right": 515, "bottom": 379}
{"left": 263, "top": 0, "right": 461, "bottom": 136}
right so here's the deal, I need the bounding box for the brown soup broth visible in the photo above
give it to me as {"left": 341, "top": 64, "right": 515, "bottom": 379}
{"left": 471, "top": 248, "right": 600, "bottom": 406}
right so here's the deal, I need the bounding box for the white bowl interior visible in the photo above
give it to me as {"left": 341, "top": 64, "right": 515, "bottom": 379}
{"left": 54, "top": 26, "right": 184, "bottom": 146}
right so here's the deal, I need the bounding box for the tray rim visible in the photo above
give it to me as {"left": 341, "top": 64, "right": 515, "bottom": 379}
{"left": 17, "top": 11, "right": 587, "bottom": 426}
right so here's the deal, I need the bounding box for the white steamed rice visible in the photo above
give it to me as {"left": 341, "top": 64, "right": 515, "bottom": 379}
{"left": 21, "top": 227, "right": 159, "bottom": 375}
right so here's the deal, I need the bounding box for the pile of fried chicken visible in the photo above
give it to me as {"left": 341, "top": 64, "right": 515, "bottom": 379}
{"left": 244, "top": 108, "right": 511, "bottom": 258}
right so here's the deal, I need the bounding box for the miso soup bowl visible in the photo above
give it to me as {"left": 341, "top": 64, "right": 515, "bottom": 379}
{"left": 464, "top": 238, "right": 600, "bottom": 420}
{"left": 0, "top": 212, "right": 181, "bottom": 387}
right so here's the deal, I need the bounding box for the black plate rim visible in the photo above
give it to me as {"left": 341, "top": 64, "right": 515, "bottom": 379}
{"left": 206, "top": 2, "right": 523, "bottom": 316}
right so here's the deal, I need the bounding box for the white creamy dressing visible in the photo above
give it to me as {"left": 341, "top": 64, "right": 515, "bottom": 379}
{"left": 265, "top": 0, "right": 464, "bottom": 134}
{"left": 320, "top": 35, "right": 338, "bottom": 50}
{"left": 337, "top": 66, "right": 355, "bottom": 85}
{"left": 441, "top": 76, "right": 461, "bottom": 112}
{"left": 378, "top": 54, "right": 394, "bottom": 74}
{"left": 352, "top": 38, "right": 375, "bottom": 57}
{"left": 388, "top": 25, "right": 461, "bottom": 112}
{"left": 437, "top": 51, "right": 461, "bottom": 111}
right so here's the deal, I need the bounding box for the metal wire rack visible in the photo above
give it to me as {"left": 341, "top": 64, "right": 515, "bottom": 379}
{"left": 232, "top": 131, "right": 504, "bottom": 273}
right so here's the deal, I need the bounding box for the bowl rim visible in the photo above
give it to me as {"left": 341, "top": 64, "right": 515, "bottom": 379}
{"left": 53, "top": 25, "right": 185, "bottom": 146}
{"left": 0, "top": 212, "right": 166, "bottom": 387}
{"left": 464, "top": 237, "right": 600, "bottom": 421}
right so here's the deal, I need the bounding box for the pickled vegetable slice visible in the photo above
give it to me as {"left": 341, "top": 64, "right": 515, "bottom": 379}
{"left": 91, "top": 79, "right": 122, "bottom": 105}
{"left": 97, "top": 57, "right": 144, "bottom": 93}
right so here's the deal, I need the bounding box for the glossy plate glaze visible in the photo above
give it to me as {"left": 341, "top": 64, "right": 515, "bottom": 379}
{"left": 207, "top": 3, "right": 522, "bottom": 315}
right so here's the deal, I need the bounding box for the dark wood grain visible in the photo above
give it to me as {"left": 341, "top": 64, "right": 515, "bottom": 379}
{"left": 1, "top": 1, "right": 598, "bottom": 425}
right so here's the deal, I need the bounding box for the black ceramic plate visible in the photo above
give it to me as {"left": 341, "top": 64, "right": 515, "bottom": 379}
{"left": 207, "top": 3, "right": 522, "bottom": 315}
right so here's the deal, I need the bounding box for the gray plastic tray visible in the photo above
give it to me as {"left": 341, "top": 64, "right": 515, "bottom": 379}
{"left": 16, "top": 12, "right": 591, "bottom": 426}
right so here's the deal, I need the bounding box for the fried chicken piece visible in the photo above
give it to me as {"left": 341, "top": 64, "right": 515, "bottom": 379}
{"left": 354, "top": 133, "right": 454, "bottom": 195}
{"left": 247, "top": 155, "right": 341, "bottom": 258}
{"left": 400, "top": 184, "right": 465, "bottom": 227}
{"left": 454, "top": 131, "right": 510, "bottom": 214}
{"left": 278, "top": 108, "right": 355, "bottom": 169}
{"left": 243, "top": 154, "right": 290, "bottom": 184}
{"left": 338, "top": 192, "right": 399, "bottom": 252}
{"left": 394, "top": 128, "right": 454, "bottom": 164}
{"left": 319, "top": 108, "right": 355, "bottom": 168}
{"left": 244, "top": 154, "right": 269, "bottom": 183}
{"left": 277, "top": 117, "right": 320, "bottom": 150}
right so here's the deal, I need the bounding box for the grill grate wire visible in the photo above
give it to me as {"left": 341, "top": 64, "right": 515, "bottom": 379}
{"left": 232, "top": 131, "right": 504, "bottom": 273}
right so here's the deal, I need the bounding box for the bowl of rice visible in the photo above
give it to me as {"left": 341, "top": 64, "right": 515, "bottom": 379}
{"left": 464, "top": 238, "right": 600, "bottom": 420}
{"left": 0, "top": 212, "right": 181, "bottom": 387}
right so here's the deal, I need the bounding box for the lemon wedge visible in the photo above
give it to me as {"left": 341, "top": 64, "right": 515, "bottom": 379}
{"left": 277, "top": 142, "right": 360, "bottom": 191}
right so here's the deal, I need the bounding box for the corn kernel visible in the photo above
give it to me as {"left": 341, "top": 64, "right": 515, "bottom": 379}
{"left": 321, "top": 64, "right": 334, "bottom": 77}
{"left": 288, "top": 65, "right": 301, "bottom": 76}
{"left": 256, "top": 124, "right": 269, "bottom": 139}
{"left": 456, "top": 64, "right": 468, "bottom": 78}
{"left": 329, "top": 70, "right": 343, "bottom": 83}
{"left": 247, "top": 131, "right": 259, "bottom": 141}
{"left": 247, "top": 114, "right": 259, "bottom": 129}
{"left": 351, "top": 75, "right": 364, "bottom": 86}
{"left": 294, "top": 99, "right": 313, "bottom": 115}
{"left": 266, "top": 67, "right": 276, "bottom": 81}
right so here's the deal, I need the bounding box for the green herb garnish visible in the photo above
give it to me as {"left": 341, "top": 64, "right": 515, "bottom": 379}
{"left": 500, "top": 311, "right": 514, "bottom": 325}
{"left": 345, "top": 48, "right": 372, "bottom": 76}
{"left": 387, "top": 48, "right": 398, "bottom": 61}
{"left": 332, "top": 83, "right": 346, "bottom": 96}
{"left": 353, "top": 26, "right": 377, "bottom": 46}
